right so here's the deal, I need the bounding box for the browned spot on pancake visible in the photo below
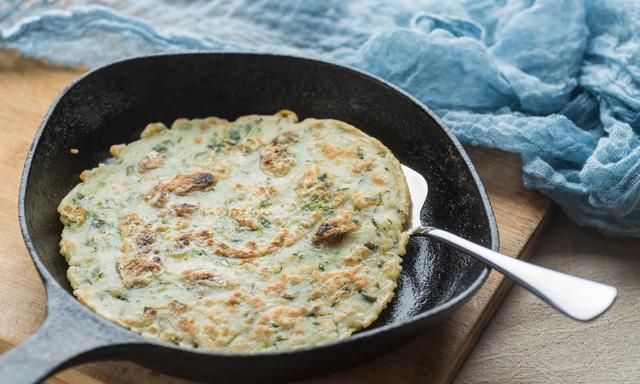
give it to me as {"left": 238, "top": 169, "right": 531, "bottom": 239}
{"left": 229, "top": 208, "right": 259, "bottom": 230}
{"left": 226, "top": 292, "right": 243, "bottom": 306}
{"left": 58, "top": 204, "right": 87, "bottom": 225}
{"left": 312, "top": 212, "right": 358, "bottom": 245}
{"left": 144, "top": 306, "right": 157, "bottom": 316}
{"left": 255, "top": 185, "right": 277, "bottom": 197}
{"left": 275, "top": 109, "right": 299, "bottom": 121}
{"left": 182, "top": 269, "right": 216, "bottom": 282}
{"left": 109, "top": 144, "right": 126, "bottom": 157}
{"left": 196, "top": 228, "right": 212, "bottom": 239}
{"left": 214, "top": 241, "right": 260, "bottom": 259}
{"left": 352, "top": 159, "right": 375, "bottom": 173}
{"left": 260, "top": 229, "right": 295, "bottom": 254}
{"left": 174, "top": 232, "right": 192, "bottom": 248}
{"left": 170, "top": 172, "right": 217, "bottom": 195}
{"left": 169, "top": 300, "right": 188, "bottom": 313}
{"left": 371, "top": 173, "right": 387, "bottom": 185}
{"left": 178, "top": 318, "right": 197, "bottom": 337}
{"left": 136, "top": 230, "right": 156, "bottom": 247}
{"left": 319, "top": 143, "right": 356, "bottom": 160}
{"left": 172, "top": 203, "right": 198, "bottom": 217}
{"left": 79, "top": 170, "right": 91, "bottom": 181}
{"left": 138, "top": 151, "right": 166, "bottom": 173}
{"left": 147, "top": 172, "right": 217, "bottom": 207}
{"left": 118, "top": 213, "right": 143, "bottom": 236}
{"left": 260, "top": 132, "right": 298, "bottom": 176}
{"left": 118, "top": 251, "right": 163, "bottom": 288}
{"left": 257, "top": 306, "right": 307, "bottom": 330}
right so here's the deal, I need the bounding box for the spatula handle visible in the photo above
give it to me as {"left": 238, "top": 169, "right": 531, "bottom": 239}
{"left": 417, "top": 227, "right": 617, "bottom": 321}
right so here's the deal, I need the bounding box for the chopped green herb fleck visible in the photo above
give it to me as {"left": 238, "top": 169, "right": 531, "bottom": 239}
{"left": 357, "top": 147, "right": 364, "bottom": 159}
{"left": 153, "top": 139, "right": 173, "bottom": 153}
{"left": 90, "top": 212, "right": 107, "bottom": 228}
{"left": 227, "top": 129, "right": 241, "bottom": 144}
{"left": 363, "top": 242, "right": 379, "bottom": 251}
{"left": 259, "top": 218, "right": 272, "bottom": 229}
{"left": 359, "top": 290, "right": 377, "bottom": 303}
{"left": 269, "top": 322, "right": 280, "bottom": 328}
{"left": 126, "top": 165, "right": 135, "bottom": 175}
{"left": 109, "top": 289, "right": 129, "bottom": 301}
{"left": 301, "top": 199, "right": 321, "bottom": 211}
{"left": 318, "top": 263, "right": 325, "bottom": 271}
{"left": 90, "top": 267, "right": 104, "bottom": 282}
{"left": 208, "top": 134, "right": 225, "bottom": 152}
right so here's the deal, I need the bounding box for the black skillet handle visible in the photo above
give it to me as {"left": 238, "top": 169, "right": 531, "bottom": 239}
{"left": 0, "top": 284, "right": 133, "bottom": 384}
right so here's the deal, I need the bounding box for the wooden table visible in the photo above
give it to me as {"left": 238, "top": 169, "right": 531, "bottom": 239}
{"left": 456, "top": 212, "right": 639, "bottom": 383}
{"left": 0, "top": 49, "right": 553, "bottom": 383}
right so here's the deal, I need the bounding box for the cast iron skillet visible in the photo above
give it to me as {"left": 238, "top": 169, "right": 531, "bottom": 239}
{"left": 0, "top": 53, "right": 497, "bottom": 384}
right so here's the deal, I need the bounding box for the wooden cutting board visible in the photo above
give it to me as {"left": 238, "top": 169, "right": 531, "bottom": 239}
{"left": 0, "top": 49, "right": 554, "bottom": 384}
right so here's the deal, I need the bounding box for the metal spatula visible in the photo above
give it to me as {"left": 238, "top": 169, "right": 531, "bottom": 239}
{"left": 402, "top": 164, "right": 616, "bottom": 321}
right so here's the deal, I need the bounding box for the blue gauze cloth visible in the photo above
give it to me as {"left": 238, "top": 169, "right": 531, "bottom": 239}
{"left": 2, "top": 0, "right": 640, "bottom": 236}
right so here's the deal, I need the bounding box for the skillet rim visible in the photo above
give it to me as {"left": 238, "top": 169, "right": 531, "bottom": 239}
{"left": 18, "top": 51, "right": 498, "bottom": 358}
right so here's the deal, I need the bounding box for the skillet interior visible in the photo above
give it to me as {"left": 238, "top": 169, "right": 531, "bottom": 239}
{"left": 21, "top": 53, "right": 496, "bottom": 381}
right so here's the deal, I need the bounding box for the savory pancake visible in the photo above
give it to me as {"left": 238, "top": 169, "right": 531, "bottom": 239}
{"left": 58, "top": 110, "right": 410, "bottom": 352}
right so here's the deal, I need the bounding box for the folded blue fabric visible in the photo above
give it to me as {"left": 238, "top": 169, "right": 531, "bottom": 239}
{"left": 2, "top": 0, "right": 639, "bottom": 236}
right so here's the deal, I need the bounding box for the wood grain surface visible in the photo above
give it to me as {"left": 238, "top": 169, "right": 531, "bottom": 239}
{"left": 456, "top": 212, "right": 639, "bottom": 384}
{"left": 0, "top": 49, "right": 553, "bottom": 384}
